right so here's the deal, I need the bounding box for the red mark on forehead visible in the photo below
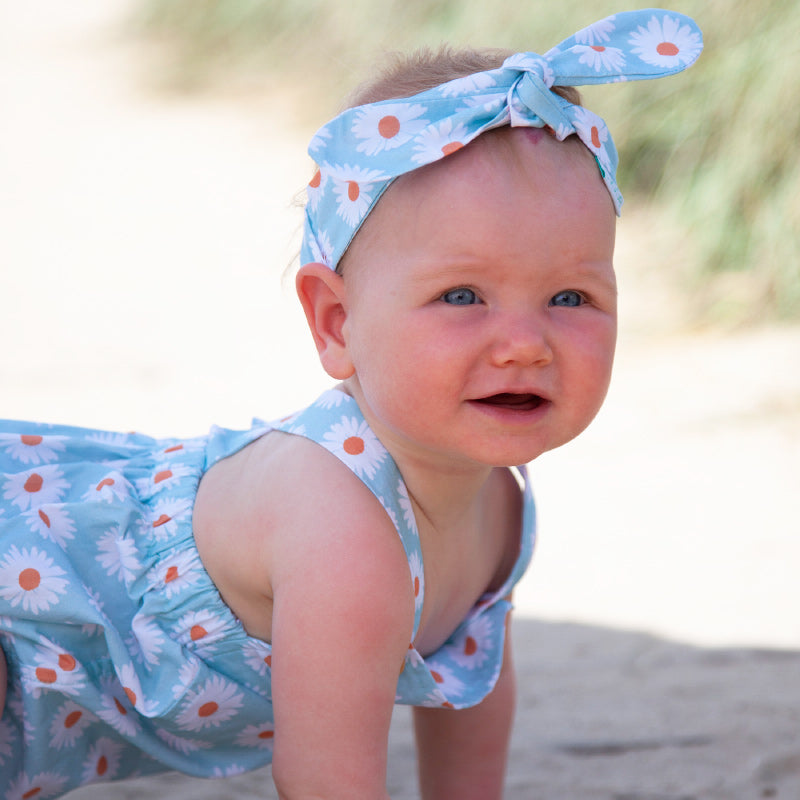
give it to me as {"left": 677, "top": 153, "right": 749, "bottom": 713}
{"left": 518, "top": 127, "right": 554, "bottom": 146}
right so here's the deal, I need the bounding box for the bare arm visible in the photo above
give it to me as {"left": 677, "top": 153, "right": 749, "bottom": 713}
{"left": 268, "top": 460, "right": 415, "bottom": 800}
{"left": 413, "top": 611, "right": 516, "bottom": 800}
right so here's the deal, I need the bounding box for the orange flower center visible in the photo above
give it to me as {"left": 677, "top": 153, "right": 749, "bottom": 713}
{"left": 343, "top": 436, "right": 365, "bottom": 456}
{"left": 378, "top": 115, "right": 401, "bottom": 139}
{"left": 19, "top": 568, "right": 40, "bottom": 591}
{"left": 24, "top": 473, "right": 43, "bottom": 493}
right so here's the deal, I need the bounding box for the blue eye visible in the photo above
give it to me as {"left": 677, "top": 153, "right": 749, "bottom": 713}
{"left": 550, "top": 290, "right": 585, "bottom": 308}
{"left": 441, "top": 288, "right": 480, "bottom": 306}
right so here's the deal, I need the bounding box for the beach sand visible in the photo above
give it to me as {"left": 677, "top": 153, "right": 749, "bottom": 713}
{"left": 3, "top": 2, "right": 799, "bottom": 797}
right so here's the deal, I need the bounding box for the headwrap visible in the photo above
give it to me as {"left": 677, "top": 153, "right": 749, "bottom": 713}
{"left": 301, "top": 9, "right": 703, "bottom": 270}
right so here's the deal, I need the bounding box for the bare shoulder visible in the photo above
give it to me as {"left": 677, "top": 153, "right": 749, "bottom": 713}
{"left": 194, "top": 429, "right": 414, "bottom": 643}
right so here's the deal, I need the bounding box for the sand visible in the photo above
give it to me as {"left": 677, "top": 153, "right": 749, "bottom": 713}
{"left": 2, "top": 2, "right": 799, "bottom": 797}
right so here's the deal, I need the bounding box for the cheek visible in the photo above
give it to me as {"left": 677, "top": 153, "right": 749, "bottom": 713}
{"left": 356, "top": 323, "right": 462, "bottom": 415}
{"left": 567, "top": 319, "right": 617, "bottom": 400}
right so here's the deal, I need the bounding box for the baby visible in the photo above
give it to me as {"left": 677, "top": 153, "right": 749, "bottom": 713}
{"left": 0, "top": 10, "right": 702, "bottom": 799}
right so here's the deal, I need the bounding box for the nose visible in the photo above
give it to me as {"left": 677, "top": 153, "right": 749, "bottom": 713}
{"left": 488, "top": 311, "right": 553, "bottom": 367}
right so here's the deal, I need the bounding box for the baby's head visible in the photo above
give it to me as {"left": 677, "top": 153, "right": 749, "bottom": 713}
{"left": 299, "top": 10, "right": 702, "bottom": 276}
{"left": 332, "top": 45, "right": 589, "bottom": 275}
{"left": 296, "top": 10, "right": 702, "bottom": 465}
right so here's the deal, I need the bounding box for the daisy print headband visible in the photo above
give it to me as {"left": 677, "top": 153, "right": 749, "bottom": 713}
{"left": 301, "top": 8, "right": 703, "bottom": 271}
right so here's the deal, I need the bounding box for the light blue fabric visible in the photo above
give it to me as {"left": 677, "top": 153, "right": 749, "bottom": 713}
{"left": 0, "top": 389, "right": 534, "bottom": 796}
{"left": 301, "top": 8, "right": 703, "bottom": 270}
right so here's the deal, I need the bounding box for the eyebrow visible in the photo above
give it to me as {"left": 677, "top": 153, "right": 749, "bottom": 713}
{"left": 408, "top": 257, "right": 617, "bottom": 292}
{"left": 560, "top": 261, "right": 618, "bottom": 293}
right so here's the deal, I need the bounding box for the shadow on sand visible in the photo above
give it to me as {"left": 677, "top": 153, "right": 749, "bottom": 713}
{"left": 70, "top": 618, "right": 800, "bottom": 800}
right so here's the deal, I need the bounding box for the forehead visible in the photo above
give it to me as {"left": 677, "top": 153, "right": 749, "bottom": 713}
{"left": 342, "top": 127, "right": 611, "bottom": 269}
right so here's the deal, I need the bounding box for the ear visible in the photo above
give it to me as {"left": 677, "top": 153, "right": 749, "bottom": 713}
{"left": 296, "top": 262, "right": 355, "bottom": 379}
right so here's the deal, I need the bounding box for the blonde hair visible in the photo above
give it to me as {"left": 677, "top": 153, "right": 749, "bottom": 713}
{"left": 342, "top": 45, "right": 582, "bottom": 109}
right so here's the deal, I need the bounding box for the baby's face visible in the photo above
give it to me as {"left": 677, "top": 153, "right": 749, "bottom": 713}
{"left": 339, "top": 127, "right": 617, "bottom": 468}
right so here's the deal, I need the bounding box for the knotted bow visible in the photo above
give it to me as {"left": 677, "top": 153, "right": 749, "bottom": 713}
{"left": 302, "top": 9, "right": 703, "bottom": 270}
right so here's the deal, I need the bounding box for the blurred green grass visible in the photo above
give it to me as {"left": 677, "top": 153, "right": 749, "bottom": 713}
{"left": 135, "top": 0, "right": 800, "bottom": 324}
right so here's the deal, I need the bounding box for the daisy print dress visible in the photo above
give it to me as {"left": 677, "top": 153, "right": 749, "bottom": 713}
{"left": 0, "top": 389, "right": 534, "bottom": 797}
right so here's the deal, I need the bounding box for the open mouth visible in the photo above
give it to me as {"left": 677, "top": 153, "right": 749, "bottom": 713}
{"left": 473, "top": 393, "right": 546, "bottom": 411}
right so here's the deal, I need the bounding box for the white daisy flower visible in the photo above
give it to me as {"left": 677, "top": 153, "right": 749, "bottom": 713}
{"left": 0, "top": 546, "right": 68, "bottom": 614}
{"left": 24, "top": 504, "right": 75, "bottom": 548}
{"left": 135, "top": 461, "right": 193, "bottom": 497}
{"left": 352, "top": 102, "right": 429, "bottom": 155}
{"left": 307, "top": 125, "right": 332, "bottom": 157}
{"left": 460, "top": 91, "right": 508, "bottom": 115}
{"left": 404, "top": 643, "right": 424, "bottom": 668}
{"left": 171, "top": 656, "right": 202, "bottom": 700}
{"left": 407, "top": 550, "right": 424, "bottom": 611}
{"left": 0, "top": 433, "right": 67, "bottom": 465}
{"left": 95, "top": 526, "right": 141, "bottom": 585}
{"left": 447, "top": 616, "right": 495, "bottom": 670}
{"left": 174, "top": 609, "right": 228, "bottom": 654}
{"left": 24, "top": 639, "right": 85, "bottom": 697}
{"left": 306, "top": 166, "right": 327, "bottom": 211}
{"left": 116, "top": 663, "right": 143, "bottom": 710}
{"left": 6, "top": 771, "right": 68, "bottom": 800}
{"left": 161, "top": 437, "right": 203, "bottom": 457}
{"left": 327, "top": 164, "right": 388, "bottom": 228}
{"left": 439, "top": 69, "right": 498, "bottom": 97}
{"left": 575, "top": 44, "right": 626, "bottom": 73}
{"left": 396, "top": 479, "right": 417, "bottom": 532}
{"left": 235, "top": 722, "right": 275, "bottom": 749}
{"left": 242, "top": 638, "right": 272, "bottom": 677}
{"left": 82, "top": 471, "right": 130, "bottom": 504}
{"left": 321, "top": 416, "right": 387, "bottom": 480}
{"left": 96, "top": 679, "right": 140, "bottom": 737}
{"left": 411, "top": 118, "right": 469, "bottom": 165}
{"left": 2, "top": 465, "right": 70, "bottom": 512}
{"left": 573, "top": 15, "right": 617, "bottom": 45}
{"left": 427, "top": 663, "right": 467, "bottom": 698}
{"left": 49, "top": 700, "right": 96, "bottom": 748}
{"left": 283, "top": 421, "right": 307, "bottom": 438}
{"left": 314, "top": 389, "right": 348, "bottom": 409}
{"left": 629, "top": 13, "right": 703, "bottom": 69}
{"left": 85, "top": 431, "right": 132, "bottom": 448}
{"left": 376, "top": 496, "right": 398, "bottom": 531}
{"left": 151, "top": 549, "right": 201, "bottom": 599}
{"left": 306, "top": 227, "right": 333, "bottom": 267}
{"left": 571, "top": 106, "right": 612, "bottom": 170}
{"left": 148, "top": 497, "right": 192, "bottom": 541}
{"left": 128, "top": 613, "right": 165, "bottom": 667}
{"left": 412, "top": 689, "right": 448, "bottom": 708}
{"left": 81, "top": 737, "right": 123, "bottom": 784}
{"left": 156, "top": 727, "right": 212, "bottom": 755}
{"left": 175, "top": 676, "right": 244, "bottom": 732}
